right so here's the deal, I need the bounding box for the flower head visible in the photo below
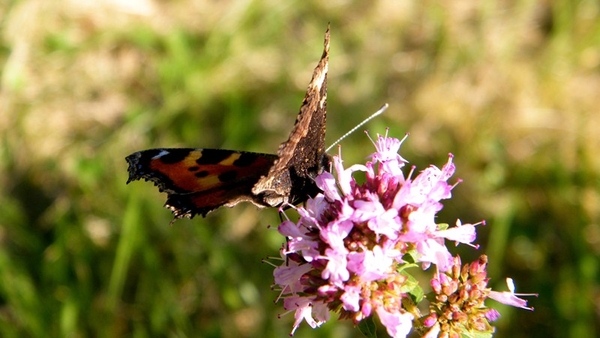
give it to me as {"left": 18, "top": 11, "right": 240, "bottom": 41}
{"left": 424, "top": 255, "right": 538, "bottom": 337}
{"left": 270, "top": 133, "right": 535, "bottom": 337}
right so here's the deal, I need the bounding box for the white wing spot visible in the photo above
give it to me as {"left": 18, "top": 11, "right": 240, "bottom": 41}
{"left": 151, "top": 150, "right": 170, "bottom": 160}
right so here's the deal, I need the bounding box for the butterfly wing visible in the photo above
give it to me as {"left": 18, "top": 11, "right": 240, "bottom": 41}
{"left": 126, "top": 148, "right": 278, "bottom": 218}
{"left": 252, "top": 27, "right": 331, "bottom": 207}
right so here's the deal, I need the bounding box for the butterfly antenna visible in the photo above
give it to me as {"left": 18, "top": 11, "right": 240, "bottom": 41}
{"left": 326, "top": 103, "right": 389, "bottom": 152}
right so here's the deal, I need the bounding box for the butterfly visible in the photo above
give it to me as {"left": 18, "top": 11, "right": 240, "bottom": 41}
{"left": 126, "top": 27, "right": 331, "bottom": 220}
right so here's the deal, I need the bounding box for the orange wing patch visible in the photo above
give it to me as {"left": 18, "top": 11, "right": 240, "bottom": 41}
{"left": 126, "top": 148, "right": 278, "bottom": 218}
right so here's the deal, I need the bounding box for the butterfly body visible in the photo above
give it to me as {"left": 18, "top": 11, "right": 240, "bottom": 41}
{"left": 126, "top": 28, "right": 331, "bottom": 219}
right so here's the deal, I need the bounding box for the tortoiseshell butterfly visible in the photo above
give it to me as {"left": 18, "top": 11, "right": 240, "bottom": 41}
{"left": 126, "top": 27, "right": 331, "bottom": 219}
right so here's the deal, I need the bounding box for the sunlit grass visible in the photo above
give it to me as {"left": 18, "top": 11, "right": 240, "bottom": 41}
{"left": 0, "top": 1, "right": 598, "bottom": 337}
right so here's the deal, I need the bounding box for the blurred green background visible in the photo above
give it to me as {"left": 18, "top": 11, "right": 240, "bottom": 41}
{"left": 1, "top": 1, "right": 598, "bottom": 337}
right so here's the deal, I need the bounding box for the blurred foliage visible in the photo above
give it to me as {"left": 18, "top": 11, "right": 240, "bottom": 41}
{"left": 1, "top": 0, "right": 599, "bottom": 337}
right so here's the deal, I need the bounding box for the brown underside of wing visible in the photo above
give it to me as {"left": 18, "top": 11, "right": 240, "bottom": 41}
{"left": 252, "top": 26, "right": 330, "bottom": 207}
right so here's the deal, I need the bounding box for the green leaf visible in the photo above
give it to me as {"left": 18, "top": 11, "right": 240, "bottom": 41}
{"left": 357, "top": 317, "right": 378, "bottom": 338}
{"left": 400, "top": 270, "right": 424, "bottom": 303}
{"left": 437, "top": 223, "right": 450, "bottom": 231}
{"left": 462, "top": 330, "right": 494, "bottom": 338}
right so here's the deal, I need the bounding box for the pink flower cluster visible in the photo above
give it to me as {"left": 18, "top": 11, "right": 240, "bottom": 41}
{"left": 423, "top": 255, "right": 535, "bottom": 337}
{"left": 272, "top": 133, "right": 535, "bottom": 337}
